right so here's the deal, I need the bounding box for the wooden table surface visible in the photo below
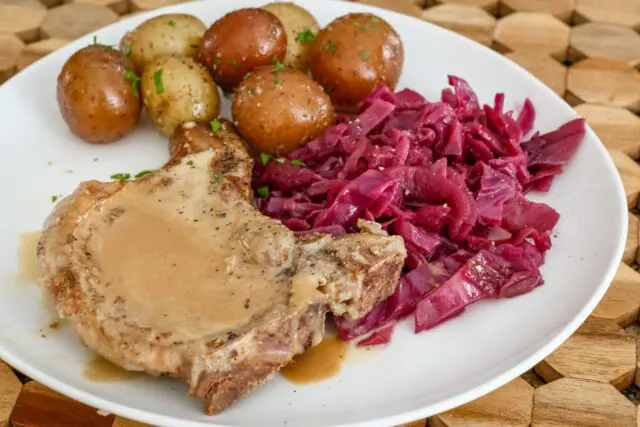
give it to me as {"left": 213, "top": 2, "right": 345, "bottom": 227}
{"left": 2, "top": 0, "right": 640, "bottom": 425}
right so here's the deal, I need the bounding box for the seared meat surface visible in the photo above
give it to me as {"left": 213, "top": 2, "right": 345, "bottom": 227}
{"left": 37, "top": 120, "right": 406, "bottom": 415}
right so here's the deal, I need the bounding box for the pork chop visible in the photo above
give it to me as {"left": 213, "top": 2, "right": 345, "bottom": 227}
{"left": 37, "top": 120, "right": 406, "bottom": 415}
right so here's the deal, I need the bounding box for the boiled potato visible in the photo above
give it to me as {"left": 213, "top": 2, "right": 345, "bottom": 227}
{"left": 232, "top": 66, "right": 335, "bottom": 156}
{"left": 141, "top": 55, "right": 220, "bottom": 137}
{"left": 197, "top": 8, "right": 287, "bottom": 92}
{"left": 120, "top": 14, "right": 206, "bottom": 72}
{"left": 262, "top": 2, "right": 319, "bottom": 71}
{"left": 310, "top": 13, "right": 404, "bottom": 112}
{"left": 57, "top": 45, "right": 142, "bottom": 144}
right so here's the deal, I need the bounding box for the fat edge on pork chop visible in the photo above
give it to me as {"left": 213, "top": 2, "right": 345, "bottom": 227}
{"left": 37, "top": 120, "right": 407, "bottom": 415}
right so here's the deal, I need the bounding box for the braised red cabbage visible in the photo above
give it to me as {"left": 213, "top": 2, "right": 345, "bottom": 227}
{"left": 253, "top": 76, "right": 586, "bottom": 346}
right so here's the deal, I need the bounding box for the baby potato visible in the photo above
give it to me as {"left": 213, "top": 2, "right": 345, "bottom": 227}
{"left": 232, "top": 66, "right": 335, "bottom": 156}
{"left": 141, "top": 55, "right": 220, "bottom": 137}
{"left": 262, "top": 2, "right": 319, "bottom": 72}
{"left": 57, "top": 45, "right": 142, "bottom": 144}
{"left": 120, "top": 14, "right": 206, "bottom": 72}
{"left": 197, "top": 8, "right": 287, "bottom": 92}
{"left": 310, "top": 13, "right": 404, "bottom": 112}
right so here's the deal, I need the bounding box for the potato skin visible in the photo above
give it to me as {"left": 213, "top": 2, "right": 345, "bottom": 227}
{"left": 57, "top": 45, "right": 142, "bottom": 144}
{"left": 197, "top": 8, "right": 287, "bottom": 92}
{"left": 262, "top": 2, "right": 319, "bottom": 72}
{"left": 120, "top": 14, "right": 206, "bottom": 72}
{"left": 310, "top": 13, "right": 404, "bottom": 112}
{"left": 232, "top": 66, "right": 335, "bottom": 156}
{"left": 141, "top": 55, "right": 220, "bottom": 137}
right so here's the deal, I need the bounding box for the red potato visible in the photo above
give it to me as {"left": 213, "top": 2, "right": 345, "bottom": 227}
{"left": 232, "top": 66, "right": 335, "bottom": 156}
{"left": 310, "top": 13, "right": 404, "bottom": 112}
{"left": 57, "top": 45, "right": 142, "bottom": 144}
{"left": 197, "top": 8, "right": 287, "bottom": 92}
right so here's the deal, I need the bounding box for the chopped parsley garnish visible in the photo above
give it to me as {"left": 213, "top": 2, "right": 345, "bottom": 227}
{"left": 274, "top": 157, "right": 285, "bottom": 164}
{"left": 91, "top": 35, "right": 114, "bottom": 51}
{"left": 124, "top": 70, "right": 141, "bottom": 98}
{"left": 354, "top": 22, "right": 368, "bottom": 32}
{"left": 153, "top": 69, "right": 164, "bottom": 95}
{"left": 291, "top": 159, "right": 306, "bottom": 167}
{"left": 359, "top": 49, "right": 369, "bottom": 62}
{"left": 186, "top": 160, "right": 195, "bottom": 168}
{"left": 110, "top": 173, "right": 131, "bottom": 181}
{"left": 229, "top": 59, "right": 240, "bottom": 69}
{"left": 272, "top": 57, "right": 285, "bottom": 73}
{"left": 296, "top": 28, "right": 316, "bottom": 44}
{"left": 51, "top": 195, "right": 61, "bottom": 203}
{"left": 210, "top": 119, "right": 222, "bottom": 132}
{"left": 122, "top": 43, "right": 132, "bottom": 56}
{"left": 273, "top": 75, "right": 281, "bottom": 86}
{"left": 247, "top": 88, "right": 255, "bottom": 95}
{"left": 370, "top": 16, "right": 380, "bottom": 23}
{"left": 214, "top": 57, "right": 221, "bottom": 65}
{"left": 243, "top": 73, "right": 250, "bottom": 81}
{"left": 134, "top": 170, "right": 152, "bottom": 178}
{"left": 256, "top": 185, "right": 269, "bottom": 198}
{"left": 323, "top": 40, "right": 337, "bottom": 54}
{"left": 92, "top": 35, "right": 97, "bottom": 45}
{"left": 212, "top": 172, "right": 223, "bottom": 182}
{"left": 168, "top": 20, "right": 176, "bottom": 27}
{"left": 260, "top": 153, "right": 271, "bottom": 165}
{"left": 190, "top": 43, "right": 198, "bottom": 48}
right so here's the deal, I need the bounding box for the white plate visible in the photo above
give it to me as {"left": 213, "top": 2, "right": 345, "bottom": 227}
{"left": 0, "top": 1, "right": 627, "bottom": 426}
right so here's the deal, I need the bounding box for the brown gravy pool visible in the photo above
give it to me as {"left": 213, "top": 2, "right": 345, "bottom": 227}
{"left": 15, "top": 231, "right": 41, "bottom": 285}
{"left": 280, "top": 336, "right": 349, "bottom": 384}
{"left": 83, "top": 356, "right": 141, "bottom": 382}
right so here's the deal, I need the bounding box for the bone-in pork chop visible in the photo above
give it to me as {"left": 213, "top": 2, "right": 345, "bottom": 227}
{"left": 37, "top": 120, "right": 406, "bottom": 415}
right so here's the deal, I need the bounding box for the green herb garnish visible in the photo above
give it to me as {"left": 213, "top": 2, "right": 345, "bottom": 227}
{"left": 247, "top": 88, "right": 255, "bottom": 95}
{"left": 214, "top": 57, "right": 221, "bottom": 65}
{"left": 190, "top": 43, "right": 198, "bottom": 48}
{"left": 323, "top": 40, "right": 337, "bottom": 54}
{"left": 359, "top": 49, "right": 369, "bottom": 62}
{"left": 91, "top": 35, "right": 114, "bottom": 51}
{"left": 213, "top": 172, "right": 223, "bottom": 182}
{"left": 124, "top": 70, "right": 141, "bottom": 98}
{"left": 370, "top": 16, "right": 380, "bottom": 23}
{"left": 229, "top": 59, "right": 240, "bottom": 69}
{"left": 354, "top": 22, "right": 368, "bottom": 32}
{"left": 272, "top": 57, "right": 285, "bottom": 73}
{"left": 153, "top": 69, "right": 164, "bottom": 95}
{"left": 111, "top": 173, "right": 131, "bottom": 181}
{"left": 134, "top": 170, "right": 152, "bottom": 178}
{"left": 210, "top": 119, "right": 222, "bottom": 132}
{"left": 122, "top": 43, "right": 132, "bottom": 56}
{"left": 51, "top": 195, "right": 61, "bottom": 203}
{"left": 291, "top": 159, "right": 306, "bottom": 167}
{"left": 260, "top": 153, "right": 271, "bottom": 165}
{"left": 168, "top": 20, "right": 176, "bottom": 27}
{"left": 296, "top": 28, "right": 316, "bottom": 44}
{"left": 243, "top": 73, "right": 250, "bottom": 81}
{"left": 186, "top": 160, "right": 195, "bottom": 168}
{"left": 256, "top": 185, "right": 269, "bottom": 198}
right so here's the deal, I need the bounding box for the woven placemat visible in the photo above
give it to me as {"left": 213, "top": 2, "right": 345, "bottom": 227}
{"left": 2, "top": 0, "right": 640, "bottom": 425}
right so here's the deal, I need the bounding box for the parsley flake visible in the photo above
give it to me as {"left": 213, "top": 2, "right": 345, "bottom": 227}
{"left": 323, "top": 40, "right": 337, "bottom": 54}
{"left": 359, "top": 49, "right": 369, "bottom": 62}
{"left": 190, "top": 43, "right": 198, "bottom": 48}
{"left": 210, "top": 119, "right": 222, "bottom": 132}
{"left": 153, "top": 68, "right": 164, "bottom": 95}
{"left": 111, "top": 173, "right": 131, "bottom": 181}
{"left": 91, "top": 36, "right": 114, "bottom": 51}
{"left": 247, "top": 88, "right": 256, "bottom": 95}
{"left": 168, "top": 20, "right": 176, "bottom": 27}
{"left": 212, "top": 172, "right": 223, "bottom": 182}
{"left": 354, "top": 22, "right": 368, "bottom": 32}
{"left": 295, "top": 28, "right": 316, "bottom": 44}
{"left": 214, "top": 57, "right": 221, "bottom": 65}
{"left": 51, "top": 195, "right": 61, "bottom": 203}
{"left": 243, "top": 73, "right": 250, "bottom": 81}
{"left": 135, "top": 170, "right": 152, "bottom": 178}
{"left": 122, "top": 43, "right": 132, "bottom": 56}
{"left": 186, "top": 160, "right": 195, "bottom": 168}
{"left": 256, "top": 185, "right": 269, "bottom": 198}
{"left": 260, "top": 153, "right": 271, "bottom": 165}
{"left": 124, "top": 70, "right": 141, "bottom": 98}
{"left": 370, "top": 16, "right": 380, "bottom": 23}
{"left": 272, "top": 57, "right": 285, "bottom": 73}
{"left": 229, "top": 59, "right": 240, "bottom": 69}
{"left": 291, "top": 159, "right": 306, "bottom": 167}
